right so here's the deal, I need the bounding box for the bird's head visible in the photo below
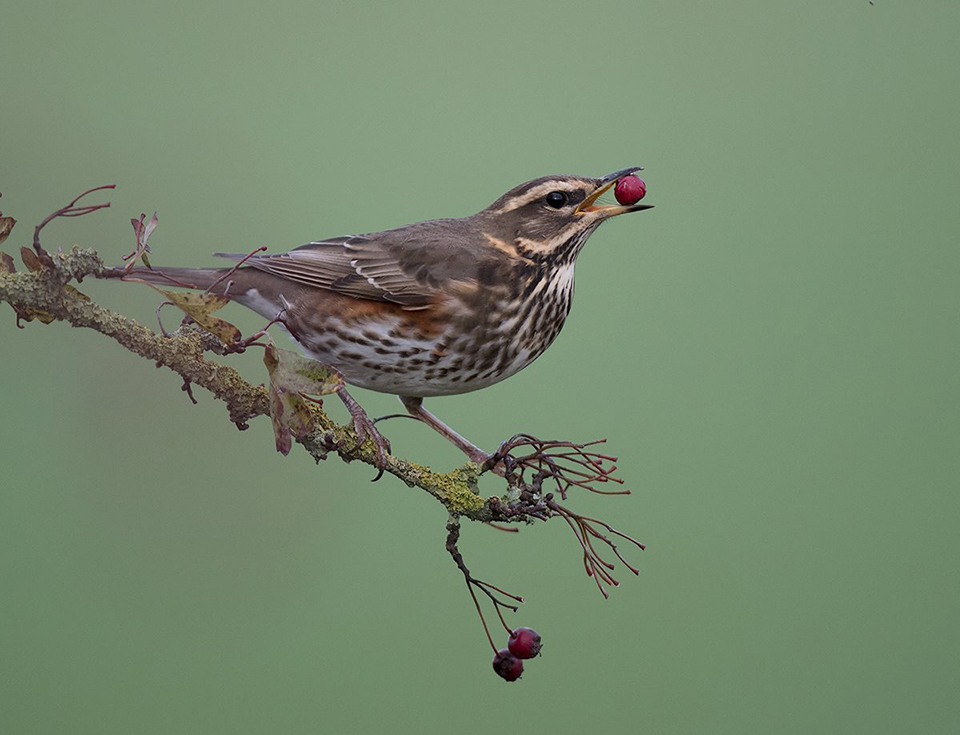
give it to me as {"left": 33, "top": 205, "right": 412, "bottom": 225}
{"left": 477, "top": 167, "right": 653, "bottom": 264}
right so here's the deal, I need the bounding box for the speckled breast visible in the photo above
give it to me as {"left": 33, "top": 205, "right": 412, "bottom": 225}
{"left": 287, "top": 263, "right": 577, "bottom": 398}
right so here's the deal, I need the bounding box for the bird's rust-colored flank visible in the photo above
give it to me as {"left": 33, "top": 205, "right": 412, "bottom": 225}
{"left": 128, "top": 167, "right": 653, "bottom": 467}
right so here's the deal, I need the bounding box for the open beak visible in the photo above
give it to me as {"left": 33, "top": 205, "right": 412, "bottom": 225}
{"left": 576, "top": 166, "right": 654, "bottom": 216}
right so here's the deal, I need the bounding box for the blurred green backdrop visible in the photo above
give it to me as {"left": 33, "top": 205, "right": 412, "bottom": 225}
{"left": 2, "top": 1, "right": 958, "bottom": 733}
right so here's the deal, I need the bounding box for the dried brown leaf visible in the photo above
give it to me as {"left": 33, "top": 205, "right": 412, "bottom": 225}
{"left": 0, "top": 216, "right": 15, "bottom": 245}
{"left": 11, "top": 304, "right": 56, "bottom": 326}
{"left": 153, "top": 288, "right": 241, "bottom": 345}
{"left": 126, "top": 212, "right": 157, "bottom": 269}
{"left": 20, "top": 247, "right": 44, "bottom": 273}
{"left": 142, "top": 211, "right": 159, "bottom": 244}
{"left": 64, "top": 284, "right": 90, "bottom": 302}
{"left": 268, "top": 386, "right": 293, "bottom": 455}
{"left": 29, "top": 309, "right": 57, "bottom": 324}
{"left": 263, "top": 344, "right": 343, "bottom": 395}
{"left": 263, "top": 344, "right": 342, "bottom": 455}
{"left": 268, "top": 385, "right": 314, "bottom": 455}
{"left": 0, "top": 251, "right": 15, "bottom": 274}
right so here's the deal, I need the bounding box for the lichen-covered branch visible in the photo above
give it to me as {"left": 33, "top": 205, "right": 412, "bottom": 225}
{"left": 0, "top": 245, "right": 490, "bottom": 518}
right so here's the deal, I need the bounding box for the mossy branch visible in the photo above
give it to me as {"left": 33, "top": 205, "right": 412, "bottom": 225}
{"left": 0, "top": 245, "right": 490, "bottom": 518}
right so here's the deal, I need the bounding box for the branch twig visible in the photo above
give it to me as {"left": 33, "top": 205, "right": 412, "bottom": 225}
{"left": 446, "top": 519, "right": 523, "bottom": 652}
{"left": 33, "top": 184, "right": 115, "bottom": 266}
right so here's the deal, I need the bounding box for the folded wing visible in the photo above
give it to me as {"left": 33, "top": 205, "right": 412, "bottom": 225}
{"left": 215, "top": 235, "right": 435, "bottom": 308}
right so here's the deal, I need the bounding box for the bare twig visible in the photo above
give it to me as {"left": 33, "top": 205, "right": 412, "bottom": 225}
{"left": 491, "top": 433, "right": 629, "bottom": 500}
{"left": 446, "top": 519, "right": 523, "bottom": 652}
{"left": 205, "top": 246, "right": 267, "bottom": 295}
{"left": 545, "top": 496, "right": 645, "bottom": 598}
{"left": 33, "top": 185, "right": 115, "bottom": 265}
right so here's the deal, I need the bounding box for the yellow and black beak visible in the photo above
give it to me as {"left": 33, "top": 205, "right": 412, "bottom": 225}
{"left": 577, "top": 166, "right": 654, "bottom": 216}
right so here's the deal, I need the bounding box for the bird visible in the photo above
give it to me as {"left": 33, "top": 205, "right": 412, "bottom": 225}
{"left": 126, "top": 167, "right": 653, "bottom": 472}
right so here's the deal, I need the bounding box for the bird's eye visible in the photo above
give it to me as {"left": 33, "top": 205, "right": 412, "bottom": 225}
{"left": 545, "top": 191, "right": 567, "bottom": 209}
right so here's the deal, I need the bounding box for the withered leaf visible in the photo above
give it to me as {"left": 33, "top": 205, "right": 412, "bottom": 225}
{"left": 0, "top": 251, "right": 15, "bottom": 274}
{"left": 263, "top": 344, "right": 343, "bottom": 395}
{"left": 20, "top": 247, "right": 44, "bottom": 273}
{"left": 153, "top": 288, "right": 241, "bottom": 345}
{"left": 269, "top": 388, "right": 293, "bottom": 455}
{"left": 142, "top": 211, "right": 159, "bottom": 244}
{"left": 64, "top": 284, "right": 90, "bottom": 302}
{"left": 268, "top": 385, "right": 314, "bottom": 455}
{"left": 10, "top": 304, "right": 56, "bottom": 326}
{"left": 128, "top": 212, "right": 158, "bottom": 269}
{"left": 263, "top": 344, "right": 342, "bottom": 455}
{"left": 27, "top": 309, "right": 56, "bottom": 324}
{"left": 0, "top": 216, "right": 15, "bottom": 245}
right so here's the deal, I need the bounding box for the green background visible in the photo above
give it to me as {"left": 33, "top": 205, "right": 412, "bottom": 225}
{"left": 2, "top": 1, "right": 958, "bottom": 733}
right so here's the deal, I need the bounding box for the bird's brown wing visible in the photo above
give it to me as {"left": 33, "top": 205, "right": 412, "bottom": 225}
{"left": 216, "top": 234, "right": 440, "bottom": 308}
{"left": 215, "top": 219, "right": 498, "bottom": 309}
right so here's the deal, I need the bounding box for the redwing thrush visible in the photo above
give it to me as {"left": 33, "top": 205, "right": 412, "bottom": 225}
{"left": 128, "top": 167, "right": 653, "bottom": 472}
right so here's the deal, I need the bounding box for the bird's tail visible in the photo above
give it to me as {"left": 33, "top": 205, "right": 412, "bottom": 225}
{"left": 123, "top": 266, "right": 233, "bottom": 291}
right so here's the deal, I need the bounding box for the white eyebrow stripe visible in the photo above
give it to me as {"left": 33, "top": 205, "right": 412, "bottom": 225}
{"left": 495, "top": 181, "right": 586, "bottom": 213}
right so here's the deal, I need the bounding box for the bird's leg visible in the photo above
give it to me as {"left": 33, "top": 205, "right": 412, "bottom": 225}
{"left": 338, "top": 386, "right": 392, "bottom": 481}
{"left": 399, "top": 395, "right": 493, "bottom": 466}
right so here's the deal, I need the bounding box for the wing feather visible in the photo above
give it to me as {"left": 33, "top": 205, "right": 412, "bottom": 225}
{"left": 214, "top": 234, "right": 437, "bottom": 307}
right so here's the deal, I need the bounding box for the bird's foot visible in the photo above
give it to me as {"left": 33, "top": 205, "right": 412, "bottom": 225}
{"left": 338, "top": 387, "right": 392, "bottom": 481}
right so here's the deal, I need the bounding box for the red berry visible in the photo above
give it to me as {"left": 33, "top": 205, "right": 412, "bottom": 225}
{"left": 614, "top": 175, "right": 646, "bottom": 206}
{"left": 492, "top": 648, "right": 524, "bottom": 682}
{"left": 508, "top": 627, "right": 542, "bottom": 659}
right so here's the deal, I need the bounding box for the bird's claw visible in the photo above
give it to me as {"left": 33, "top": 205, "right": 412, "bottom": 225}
{"left": 337, "top": 387, "right": 391, "bottom": 481}
{"left": 353, "top": 413, "right": 392, "bottom": 481}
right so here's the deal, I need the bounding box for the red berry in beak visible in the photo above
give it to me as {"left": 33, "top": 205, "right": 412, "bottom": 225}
{"left": 508, "top": 627, "right": 542, "bottom": 659}
{"left": 492, "top": 648, "right": 524, "bottom": 682}
{"left": 614, "top": 175, "right": 646, "bottom": 206}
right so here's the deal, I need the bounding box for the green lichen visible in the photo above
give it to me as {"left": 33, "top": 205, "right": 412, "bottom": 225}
{"left": 429, "top": 462, "right": 484, "bottom": 514}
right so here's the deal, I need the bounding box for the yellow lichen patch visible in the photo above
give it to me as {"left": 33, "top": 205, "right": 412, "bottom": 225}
{"left": 430, "top": 463, "right": 484, "bottom": 514}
